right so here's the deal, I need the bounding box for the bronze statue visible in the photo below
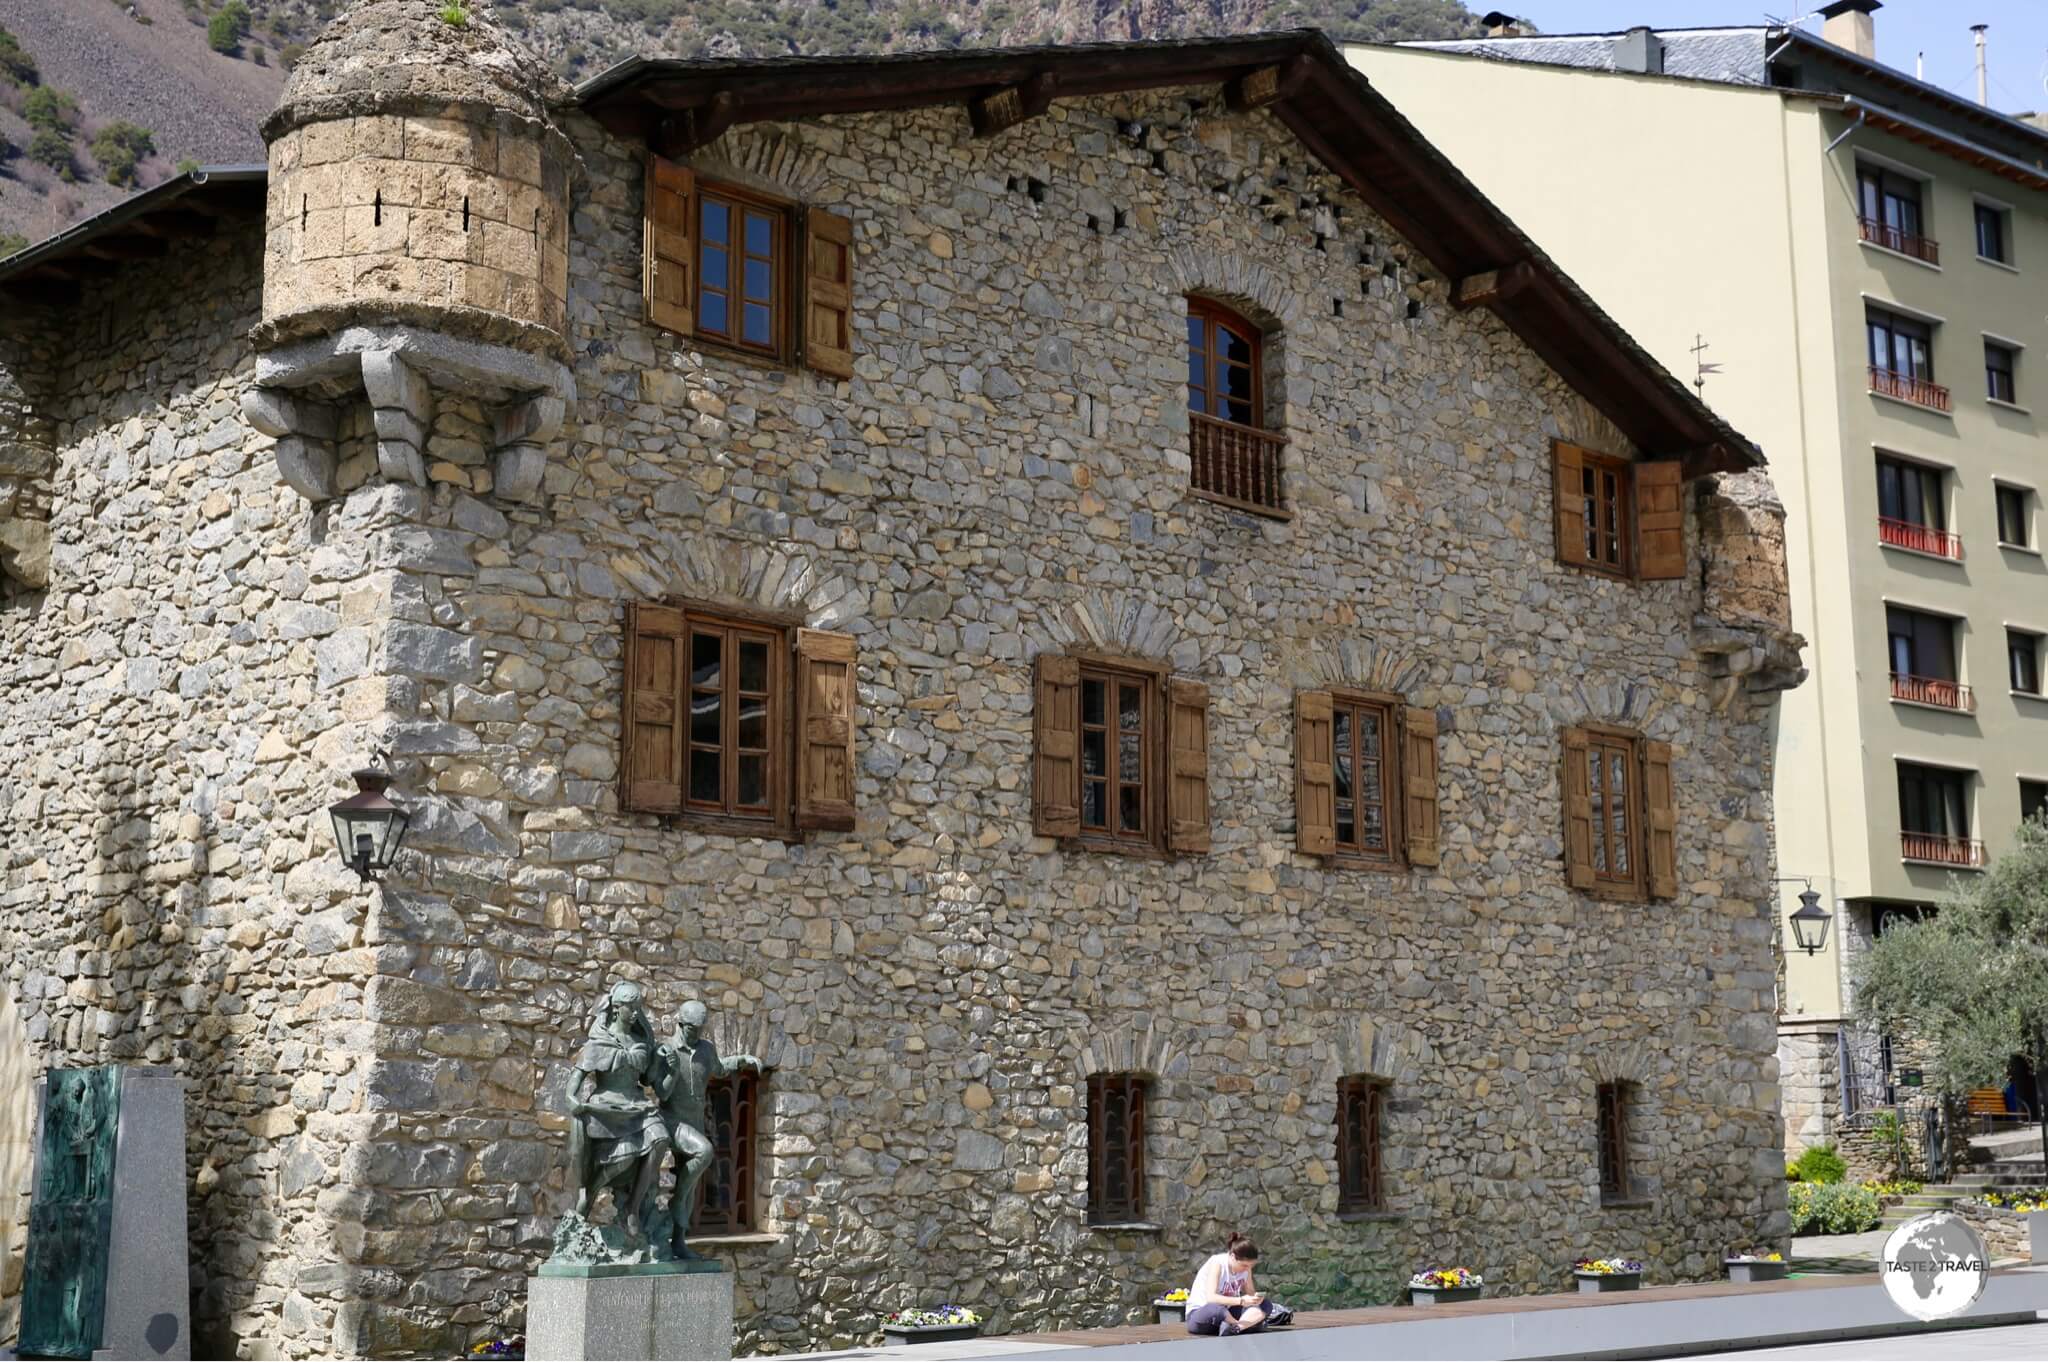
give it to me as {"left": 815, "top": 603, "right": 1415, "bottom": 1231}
{"left": 555, "top": 980, "right": 672, "bottom": 1261}
{"left": 655, "top": 1000, "right": 759, "bottom": 1259}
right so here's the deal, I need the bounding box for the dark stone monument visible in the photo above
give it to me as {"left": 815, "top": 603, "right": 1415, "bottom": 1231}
{"left": 19, "top": 1066, "right": 190, "bottom": 1361}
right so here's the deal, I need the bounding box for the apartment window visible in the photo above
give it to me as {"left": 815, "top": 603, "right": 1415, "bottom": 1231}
{"left": 1185, "top": 299, "right": 1285, "bottom": 514}
{"left": 2011, "top": 630, "right": 2043, "bottom": 696}
{"left": 1874, "top": 455, "right": 1958, "bottom": 557}
{"left": 1858, "top": 165, "right": 1934, "bottom": 262}
{"left": 2022, "top": 779, "right": 2047, "bottom": 824}
{"left": 1087, "top": 1073, "right": 1148, "bottom": 1224}
{"left": 1335, "top": 1078, "right": 1386, "bottom": 1214}
{"left": 1867, "top": 307, "right": 1933, "bottom": 381}
{"left": 692, "top": 1070, "right": 760, "bottom": 1235}
{"left": 1986, "top": 341, "right": 2018, "bottom": 404}
{"left": 1898, "top": 761, "right": 1977, "bottom": 866}
{"left": 1561, "top": 726, "right": 1678, "bottom": 901}
{"left": 1975, "top": 201, "right": 2011, "bottom": 264}
{"left": 1887, "top": 606, "right": 1968, "bottom": 710}
{"left": 1596, "top": 1081, "right": 1636, "bottom": 1204}
{"left": 620, "top": 603, "right": 859, "bottom": 833}
{"left": 1997, "top": 485, "right": 2032, "bottom": 548}
{"left": 1033, "top": 654, "right": 1211, "bottom": 855}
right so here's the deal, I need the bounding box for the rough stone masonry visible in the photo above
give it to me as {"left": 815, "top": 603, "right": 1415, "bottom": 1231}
{"left": 0, "top": 3, "right": 1804, "bottom": 1356}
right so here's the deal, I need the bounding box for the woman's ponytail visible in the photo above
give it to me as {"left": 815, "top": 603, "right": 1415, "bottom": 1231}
{"left": 1224, "top": 1231, "right": 1260, "bottom": 1260}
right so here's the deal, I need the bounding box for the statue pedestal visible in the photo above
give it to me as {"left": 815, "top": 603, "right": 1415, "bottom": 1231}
{"left": 527, "top": 1261, "right": 732, "bottom": 1361}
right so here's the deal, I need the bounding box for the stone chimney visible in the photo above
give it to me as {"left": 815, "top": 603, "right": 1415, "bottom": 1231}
{"left": 1613, "top": 26, "right": 1665, "bottom": 74}
{"left": 1480, "top": 11, "right": 1523, "bottom": 38}
{"left": 1819, "top": 0, "right": 1880, "bottom": 62}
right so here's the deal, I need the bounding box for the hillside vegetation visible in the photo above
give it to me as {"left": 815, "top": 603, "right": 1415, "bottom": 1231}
{"left": 0, "top": 0, "right": 1482, "bottom": 250}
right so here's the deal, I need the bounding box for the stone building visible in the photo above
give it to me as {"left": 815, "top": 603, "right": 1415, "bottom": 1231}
{"left": 0, "top": 3, "right": 1803, "bottom": 1356}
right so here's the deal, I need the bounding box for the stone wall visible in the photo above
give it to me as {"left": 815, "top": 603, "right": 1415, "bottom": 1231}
{"left": 1777, "top": 1022, "right": 1838, "bottom": 1158}
{"left": 1955, "top": 1200, "right": 2040, "bottom": 1263}
{"left": 4, "top": 84, "right": 1796, "bottom": 1359}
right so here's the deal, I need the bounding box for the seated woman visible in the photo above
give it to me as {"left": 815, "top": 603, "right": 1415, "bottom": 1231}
{"left": 1184, "top": 1232, "right": 1277, "bottom": 1336}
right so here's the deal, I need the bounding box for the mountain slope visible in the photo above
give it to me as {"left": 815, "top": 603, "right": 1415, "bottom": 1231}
{"left": 0, "top": 0, "right": 1482, "bottom": 248}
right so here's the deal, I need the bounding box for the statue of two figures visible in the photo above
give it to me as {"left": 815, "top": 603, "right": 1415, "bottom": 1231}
{"left": 549, "top": 982, "right": 760, "bottom": 1267}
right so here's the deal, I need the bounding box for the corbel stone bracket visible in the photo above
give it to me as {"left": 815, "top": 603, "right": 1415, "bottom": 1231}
{"left": 1693, "top": 618, "right": 1808, "bottom": 696}
{"left": 248, "top": 324, "right": 577, "bottom": 506}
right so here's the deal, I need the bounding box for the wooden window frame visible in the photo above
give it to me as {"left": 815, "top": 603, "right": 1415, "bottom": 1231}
{"left": 1335, "top": 1077, "right": 1387, "bottom": 1215}
{"left": 1186, "top": 298, "right": 1287, "bottom": 517}
{"left": 694, "top": 179, "right": 798, "bottom": 365}
{"left": 1556, "top": 444, "right": 1635, "bottom": 578}
{"left": 692, "top": 1068, "right": 761, "bottom": 1236}
{"left": 1582, "top": 724, "right": 1646, "bottom": 900}
{"left": 1328, "top": 689, "right": 1404, "bottom": 869}
{"left": 683, "top": 607, "right": 791, "bottom": 833}
{"left": 1086, "top": 1072, "right": 1149, "bottom": 1225}
{"left": 1595, "top": 1081, "right": 1635, "bottom": 1205}
{"left": 1076, "top": 654, "right": 1169, "bottom": 856}
{"left": 1186, "top": 298, "right": 1265, "bottom": 429}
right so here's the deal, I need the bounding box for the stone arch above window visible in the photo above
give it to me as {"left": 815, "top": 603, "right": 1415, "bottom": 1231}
{"left": 1295, "top": 635, "right": 1429, "bottom": 700}
{"left": 1316, "top": 1015, "right": 1434, "bottom": 1089}
{"left": 1067, "top": 1014, "right": 1186, "bottom": 1085}
{"left": 1034, "top": 590, "right": 1203, "bottom": 675}
{"left": 688, "top": 127, "right": 840, "bottom": 202}
{"left": 660, "top": 537, "right": 868, "bottom": 631}
{"left": 1563, "top": 679, "right": 1664, "bottom": 736}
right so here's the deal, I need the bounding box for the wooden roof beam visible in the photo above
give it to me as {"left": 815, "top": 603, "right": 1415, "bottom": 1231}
{"left": 1453, "top": 261, "right": 1536, "bottom": 310}
{"left": 1225, "top": 57, "right": 1310, "bottom": 113}
{"left": 651, "top": 90, "right": 740, "bottom": 159}
{"left": 969, "top": 72, "right": 1057, "bottom": 138}
{"left": 127, "top": 212, "right": 219, "bottom": 240}
{"left": 80, "top": 236, "right": 170, "bottom": 262}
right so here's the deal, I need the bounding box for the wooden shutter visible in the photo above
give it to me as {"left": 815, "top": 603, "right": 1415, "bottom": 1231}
{"left": 1294, "top": 690, "right": 1337, "bottom": 856}
{"left": 1643, "top": 740, "right": 1678, "bottom": 900}
{"left": 803, "top": 208, "right": 854, "bottom": 379}
{"left": 1400, "top": 706, "right": 1441, "bottom": 868}
{"left": 1636, "top": 460, "right": 1686, "bottom": 580}
{"left": 1561, "top": 726, "right": 1596, "bottom": 889}
{"left": 644, "top": 155, "right": 695, "bottom": 336}
{"left": 1166, "top": 678, "right": 1211, "bottom": 854}
{"left": 1032, "top": 653, "right": 1081, "bottom": 838}
{"left": 1554, "top": 442, "right": 1588, "bottom": 568}
{"left": 622, "top": 602, "right": 684, "bottom": 813}
{"left": 794, "top": 628, "right": 857, "bottom": 832}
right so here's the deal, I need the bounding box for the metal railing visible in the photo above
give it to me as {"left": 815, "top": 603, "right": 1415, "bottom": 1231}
{"left": 1859, "top": 216, "right": 1941, "bottom": 264}
{"left": 1869, "top": 366, "right": 1952, "bottom": 412}
{"left": 1900, "top": 831, "right": 1986, "bottom": 867}
{"left": 1890, "top": 673, "right": 1974, "bottom": 711}
{"left": 1189, "top": 412, "right": 1288, "bottom": 517}
{"left": 1878, "top": 516, "right": 1963, "bottom": 559}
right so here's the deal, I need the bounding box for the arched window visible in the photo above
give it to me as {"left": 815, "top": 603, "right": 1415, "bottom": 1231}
{"left": 1185, "top": 298, "right": 1285, "bottom": 515}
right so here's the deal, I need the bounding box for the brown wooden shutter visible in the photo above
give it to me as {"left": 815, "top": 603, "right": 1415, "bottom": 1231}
{"left": 622, "top": 602, "right": 685, "bottom": 814}
{"left": 803, "top": 208, "right": 854, "bottom": 379}
{"left": 1553, "top": 442, "right": 1588, "bottom": 568}
{"left": 1294, "top": 690, "right": 1337, "bottom": 856}
{"left": 1032, "top": 653, "right": 1081, "bottom": 838}
{"left": 1635, "top": 460, "right": 1686, "bottom": 580}
{"left": 794, "top": 628, "right": 857, "bottom": 832}
{"left": 1166, "top": 678, "right": 1211, "bottom": 854}
{"left": 1400, "top": 706, "right": 1441, "bottom": 868}
{"left": 1643, "top": 739, "right": 1678, "bottom": 899}
{"left": 1561, "top": 726, "right": 1596, "bottom": 889}
{"left": 644, "top": 155, "right": 695, "bottom": 336}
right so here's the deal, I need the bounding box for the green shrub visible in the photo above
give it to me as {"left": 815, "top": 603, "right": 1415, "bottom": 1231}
{"left": 279, "top": 42, "right": 305, "bottom": 69}
{"left": 439, "top": 4, "right": 471, "bottom": 27}
{"left": 0, "top": 23, "right": 36, "bottom": 86}
{"left": 175, "top": 157, "right": 201, "bottom": 176}
{"left": 0, "top": 232, "right": 28, "bottom": 260}
{"left": 1788, "top": 1181, "right": 1882, "bottom": 1235}
{"left": 1789, "top": 1142, "right": 1848, "bottom": 1184}
{"left": 29, "top": 128, "right": 75, "bottom": 179}
{"left": 22, "top": 85, "right": 76, "bottom": 132}
{"left": 90, "top": 120, "right": 156, "bottom": 187}
{"left": 208, "top": 1, "right": 251, "bottom": 55}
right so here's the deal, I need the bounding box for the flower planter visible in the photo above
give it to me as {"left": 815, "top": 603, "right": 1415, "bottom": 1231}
{"left": 1724, "top": 1259, "right": 1788, "bottom": 1283}
{"left": 883, "top": 1323, "right": 982, "bottom": 1346}
{"left": 1409, "top": 1285, "right": 1483, "bottom": 1305}
{"left": 1574, "top": 1271, "right": 1641, "bottom": 1293}
{"left": 1153, "top": 1300, "right": 1187, "bottom": 1326}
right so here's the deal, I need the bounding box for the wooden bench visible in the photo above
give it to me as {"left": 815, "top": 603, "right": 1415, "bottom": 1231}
{"left": 1969, "top": 1087, "right": 2027, "bottom": 1128}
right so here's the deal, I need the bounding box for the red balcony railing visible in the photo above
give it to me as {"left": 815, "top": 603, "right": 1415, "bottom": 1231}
{"left": 1859, "top": 217, "right": 1941, "bottom": 265}
{"left": 1869, "top": 366, "right": 1951, "bottom": 412}
{"left": 1878, "top": 516, "right": 1963, "bottom": 559}
{"left": 1890, "top": 673, "right": 1975, "bottom": 712}
{"left": 1189, "top": 412, "right": 1289, "bottom": 518}
{"left": 1900, "top": 831, "right": 1985, "bottom": 867}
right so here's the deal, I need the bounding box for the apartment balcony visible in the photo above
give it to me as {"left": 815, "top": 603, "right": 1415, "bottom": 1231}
{"left": 1877, "top": 516, "right": 1963, "bottom": 560}
{"left": 1890, "top": 672, "right": 1974, "bottom": 712}
{"left": 1900, "top": 831, "right": 1985, "bottom": 868}
{"left": 1859, "top": 216, "right": 1941, "bottom": 265}
{"left": 1869, "top": 365, "right": 1951, "bottom": 413}
{"left": 1189, "top": 411, "right": 1289, "bottom": 518}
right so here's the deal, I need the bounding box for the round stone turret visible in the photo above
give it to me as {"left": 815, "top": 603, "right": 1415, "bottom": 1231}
{"left": 258, "top": 0, "right": 574, "bottom": 352}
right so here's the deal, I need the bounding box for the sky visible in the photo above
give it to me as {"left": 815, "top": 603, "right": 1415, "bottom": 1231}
{"left": 1512, "top": 2, "right": 2048, "bottom": 115}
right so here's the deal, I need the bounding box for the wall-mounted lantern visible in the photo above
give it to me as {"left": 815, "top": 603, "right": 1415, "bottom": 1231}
{"left": 1788, "top": 887, "right": 1832, "bottom": 956}
{"left": 327, "top": 752, "right": 411, "bottom": 881}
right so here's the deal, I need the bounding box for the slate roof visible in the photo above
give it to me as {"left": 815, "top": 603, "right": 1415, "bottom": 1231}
{"left": 1403, "top": 28, "right": 1771, "bottom": 85}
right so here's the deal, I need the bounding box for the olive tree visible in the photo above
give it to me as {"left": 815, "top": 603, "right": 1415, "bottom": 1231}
{"left": 1855, "top": 818, "right": 2048, "bottom": 1169}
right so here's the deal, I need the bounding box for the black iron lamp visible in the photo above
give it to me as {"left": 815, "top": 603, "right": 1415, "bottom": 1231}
{"left": 328, "top": 752, "right": 411, "bottom": 881}
{"left": 1787, "top": 887, "right": 1832, "bottom": 956}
